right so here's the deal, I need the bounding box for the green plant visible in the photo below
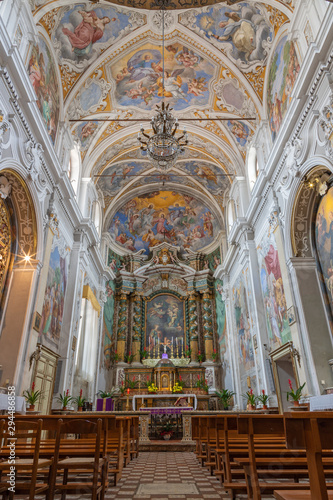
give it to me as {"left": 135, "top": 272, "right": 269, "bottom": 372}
{"left": 73, "top": 389, "right": 86, "bottom": 408}
{"left": 160, "top": 421, "right": 173, "bottom": 436}
{"left": 197, "top": 350, "right": 204, "bottom": 363}
{"left": 119, "top": 381, "right": 126, "bottom": 396}
{"left": 110, "top": 351, "right": 119, "bottom": 363}
{"left": 215, "top": 389, "right": 235, "bottom": 409}
{"left": 56, "top": 389, "right": 73, "bottom": 408}
{"left": 184, "top": 345, "right": 191, "bottom": 358}
{"left": 195, "top": 375, "right": 209, "bottom": 393}
{"left": 287, "top": 380, "right": 306, "bottom": 402}
{"left": 126, "top": 376, "right": 138, "bottom": 389}
{"left": 125, "top": 352, "right": 134, "bottom": 364}
{"left": 23, "top": 382, "right": 42, "bottom": 406}
{"left": 212, "top": 348, "right": 218, "bottom": 362}
{"left": 257, "top": 389, "right": 270, "bottom": 406}
{"left": 140, "top": 348, "right": 149, "bottom": 360}
{"left": 243, "top": 388, "right": 257, "bottom": 407}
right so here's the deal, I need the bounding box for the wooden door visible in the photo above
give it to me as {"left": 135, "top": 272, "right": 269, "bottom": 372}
{"left": 33, "top": 344, "right": 60, "bottom": 414}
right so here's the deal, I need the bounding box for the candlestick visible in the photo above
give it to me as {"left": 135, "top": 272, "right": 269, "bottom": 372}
{"left": 181, "top": 338, "right": 184, "bottom": 358}
{"left": 125, "top": 388, "right": 130, "bottom": 410}
{"left": 176, "top": 340, "right": 179, "bottom": 358}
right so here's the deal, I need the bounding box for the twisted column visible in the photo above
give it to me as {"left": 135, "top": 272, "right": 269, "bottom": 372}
{"left": 116, "top": 293, "right": 128, "bottom": 362}
{"left": 132, "top": 293, "right": 142, "bottom": 363}
{"left": 188, "top": 293, "right": 199, "bottom": 363}
{"left": 202, "top": 290, "right": 213, "bottom": 361}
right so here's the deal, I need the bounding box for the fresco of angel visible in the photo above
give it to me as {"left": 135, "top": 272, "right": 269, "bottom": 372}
{"left": 126, "top": 50, "right": 162, "bottom": 82}
{"left": 188, "top": 77, "right": 207, "bottom": 97}
{"left": 157, "top": 70, "right": 188, "bottom": 101}
{"left": 175, "top": 47, "right": 202, "bottom": 68}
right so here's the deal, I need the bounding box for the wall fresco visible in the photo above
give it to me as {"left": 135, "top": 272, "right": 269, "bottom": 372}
{"left": 108, "top": 190, "right": 219, "bottom": 255}
{"left": 178, "top": 162, "right": 231, "bottom": 195}
{"left": 257, "top": 230, "right": 291, "bottom": 350}
{"left": 96, "top": 161, "right": 150, "bottom": 196}
{"left": 27, "top": 36, "right": 60, "bottom": 144}
{"left": 110, "top": 42, "right": 215, "bottom": 111}
{"left": 39, "top": 244, "right": 69, "bottom": 351}
{"left": 316, "top": 186, "right": 333, "bottom": 323}
{"left": 267, "top": 36, "right": 300, "bottom": 141}
{"left": 215, "top": 279, "right": 226, "bottom": 356}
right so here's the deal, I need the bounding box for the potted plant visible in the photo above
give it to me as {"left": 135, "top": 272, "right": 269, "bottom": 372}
{"left": 195, "top": 375, "right": 209, "bottom": 394}
{"left": 287, "top": 379, "right": 306, "bottom": 407}
{"left": 172, "top": 382, "right": 183, "bottom": 394}
{"left": 125, "top": 352, "right": 134, "bottom": 364}
{"left": 160, "top": 421, "right": 174, "bottom": 440}
{"left": 243, "top": 388, "right": 257, "bottom": 410}
{"left": 212, "top": 348, "right": 218, "bottom": 362}
{"left": 73, "top": 389, "right": 86, "bottom": 411}
{"left": 111, "top": 351, "right": 119, "bottom": 364}
{"left": 215, "top": 389, "right": 235, "bottom": 410}
{"left": 126, "top": 376, "right": 138, "bottom": 393}
{"left": 56, "top": 389, "right": 73, "bottom": 410}
{"left": 197, "top": 351, "right": 204, "bottom": 364}
{"left": 23, "top": 382, "right": 42, "bottom": 411}
{"left": 257, "top": 389, "right": 270, "bottom": 410}
{"left": 184, "top": 345, "right": 191, "bottom": 359}
{"left": 119, "top": 381, "right": 126, "bottom": 396}
{"left": 140, "top": 348, "right": 149, "bottom": 360}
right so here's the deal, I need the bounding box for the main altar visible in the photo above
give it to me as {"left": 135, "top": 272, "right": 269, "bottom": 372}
{"left": 107, "top": 242, "right": 222, "bottom": 412}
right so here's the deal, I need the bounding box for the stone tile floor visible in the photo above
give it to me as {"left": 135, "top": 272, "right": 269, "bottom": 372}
{"left": 20, "top": 451, "right": 276, "bottom": 499}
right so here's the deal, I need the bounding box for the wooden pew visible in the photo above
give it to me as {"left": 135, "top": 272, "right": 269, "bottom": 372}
{"left": 274, "top": 412, "right": 333, "bottom": 500}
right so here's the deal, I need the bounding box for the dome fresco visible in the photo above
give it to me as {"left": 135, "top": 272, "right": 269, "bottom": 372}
{"left": 108, "top": 190, "right": 220, "bottom": 255}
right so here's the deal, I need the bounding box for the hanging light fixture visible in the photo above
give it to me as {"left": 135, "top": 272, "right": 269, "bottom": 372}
{"left": 137, "top": 1, "right": 188, "bottom": 172}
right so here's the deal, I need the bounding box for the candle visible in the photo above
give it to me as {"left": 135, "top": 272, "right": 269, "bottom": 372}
{"left": 127, "top": 388, "right": 130, "bottom": 395}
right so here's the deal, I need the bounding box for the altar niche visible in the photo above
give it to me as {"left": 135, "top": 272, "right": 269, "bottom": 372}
{"left": 145, "top": 293, "right": 186, "bottom": 359}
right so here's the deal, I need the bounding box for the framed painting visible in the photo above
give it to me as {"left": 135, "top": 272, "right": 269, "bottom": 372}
{"left": 145, "top": 294, "right": 185, "bottom": 357}
{"left": 32, "top": 312, "right": 41, "bottom": 333}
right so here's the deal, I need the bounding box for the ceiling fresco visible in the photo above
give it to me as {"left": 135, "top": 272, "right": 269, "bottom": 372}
{"left": 29, "top": 0, "right": 298, "bottom": 254}
{"left": 108, "top": 190, "right": 220, "bottom": 255}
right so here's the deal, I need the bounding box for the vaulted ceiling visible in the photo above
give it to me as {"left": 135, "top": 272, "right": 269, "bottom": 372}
{"left": 30, "top": 0, "right": 294, "bottom": 255}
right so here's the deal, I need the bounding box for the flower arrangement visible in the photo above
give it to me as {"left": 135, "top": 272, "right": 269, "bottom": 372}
{"left": 184, "top": 345, "right": 191, "bottom": 358}
{"left": 212, "top": 348, "right": 218, "bottom": 362}
{"left": 160, "top": 421, "right": 173, "bottom": 439}
{"left": 73, "top": 389, "right": 86, "bottom": 410}
{"left": 124, "top": 351, "right": 134, "bottom": 364}
{"left": 23, "top": 382, "right": 42, "bottom": 409}
{"left": 243, "top": 388, "right": 257, "bottom": 409}
{"left": 140, "top": 348, "right": 149, "bottom": 360}
{"left": 287, "top": 379, "right": 306, "bottom": 403}
{"left": 257, "top": 389, "right": 270, "bottom": 408}
{"left": 172, "top": 382, "right": 183, "bottom": 394}
{"left": 126, "top": 376, "right": 138, "bottom": 389}
{"left": 57, "top": 389, "right": 73, "bottom": 409}
{"left": 148, "top": 383, "right": 158, "bottom": 394}
{"left": 215, "top": 389, "right": 235, "bottom": 410}
{"left": 197, "top": 351, "right": 204, "bottom": 363}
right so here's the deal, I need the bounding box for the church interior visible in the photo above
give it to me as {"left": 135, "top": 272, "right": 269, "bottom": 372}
{"left": 0, "top": 0, "right": 333, "bottom": 497}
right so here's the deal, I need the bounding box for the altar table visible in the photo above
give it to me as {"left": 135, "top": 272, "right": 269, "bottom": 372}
{"left": 0, "top": 394, "right": 26, "bottom": 413}
{"left": 132, "top": 393, "right": 198, "bottom": 411}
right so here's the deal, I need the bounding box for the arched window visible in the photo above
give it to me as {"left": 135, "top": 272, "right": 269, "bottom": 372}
{"left": 248, "top": 146, "right": 257, "bottom": 191}
{"left": 69, "top": 144, "right": 81, "bottom": 196}
{"left": 227, "top": 199, "right": 236, "bottom": 233}
{"left": 92, "top": 200, "right": 102, "bottom": 237}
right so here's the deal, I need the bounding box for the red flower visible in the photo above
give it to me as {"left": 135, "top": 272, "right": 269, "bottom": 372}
{"left": 198, "top": 350, "right": 201, "bottom": 355}
{"left": 121, "top": 381, "right": 124, "bottom": 386}
{"left": 288, "top": 379, "right": 293, "bottom": 390}
{"left": 213, "top": 348, "right": 216, "bottom": 353}
{"left": 249, "top": 388, "right": 253, "bottom": 395}
{"left": 179, "top": 375, "right": 182, "bottom": 381}
{"left": 186, "top": 345, "right": 188, "bottom": 350}
{"left": 129, "top": 351, "right": 131, "bottom": 356}
{"left": 80, "top": 389, "right": 82, "bottom": 397}
{"left": 147, "top": 375, "right": 149, "bottom": 381}
{"left": 115, "top": 350, "right": 117, "bottom": 354}
{"left": 205, "top": 379, "right": 207, "bottom": 384}
{"left": 31, "top": 382, "right": 35, "bottom": 392}
{"left": 66, "top": 389, "right": 69, "bottom": 396}
{"left": 132, "top": 376, "right": 135, "bottom": 382}
{"left": 197, "top": 374, "right": 200, "bottom": 380}
{"left": 262, "top": 389, "right": 265, "bottom": 395}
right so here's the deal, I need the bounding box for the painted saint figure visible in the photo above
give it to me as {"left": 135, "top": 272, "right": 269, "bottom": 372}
{"left": 62, "top": 10, "right": 111, "bottom": 57}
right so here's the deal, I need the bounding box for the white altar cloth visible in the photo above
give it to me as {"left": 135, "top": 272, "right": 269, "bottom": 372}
{"left": 0, "top": 394, "right": 26, "bottom": 412}
{"left": 132, "top": 393, "right": 197, "bottom": 411}
{"left": 309, "top": 394, "right": 333, "bottom": 411}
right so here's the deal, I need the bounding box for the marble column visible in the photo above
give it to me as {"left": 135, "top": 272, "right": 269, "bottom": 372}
{"left": 188, "top": 292, "right": 199, "bottom": 363}
{"left": 202, "top": 290, "right": 213, "bottom": 361}
{"left": 116, "top": 293, "right": 128, "bottom": 362}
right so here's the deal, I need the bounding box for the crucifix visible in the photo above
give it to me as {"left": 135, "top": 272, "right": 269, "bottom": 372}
{"left": 161, "top": 337, "right": 171, "bottom": 353}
